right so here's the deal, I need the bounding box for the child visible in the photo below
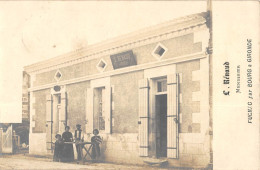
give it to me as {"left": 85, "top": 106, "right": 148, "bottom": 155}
{"left": 91, "top": 129, "right": 102, "bottom": 161}
{"left": 53, "top": 134, "right": 63, "bottom": 162}
{"left": 74, "top": 124, "right": 83, "bottom": 161}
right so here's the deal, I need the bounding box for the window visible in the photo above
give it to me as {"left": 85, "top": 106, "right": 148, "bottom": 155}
{"left": 86, "top": 78, "right": 111, "bottom": 134}
{"left": 152, "top": 43, "right": 168, "bottom": 60}
{"left": 157, "top": 79, "right": 167, "bottom": 92}
{"left": 94, "top": 87, "right": 106, "bottom": 131}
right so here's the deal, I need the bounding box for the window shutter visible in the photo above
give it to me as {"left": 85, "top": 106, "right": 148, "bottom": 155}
{"left": 167, "top": 74, "right": 179, "bottom": 158}
{"left": 86, "top": 88, "right": 93, "bottom": 134}
{"left": 138, "top": 79, "right": 149, "bottom": 156}
{"left": 59, "top": 92, "right": 67, "bottom": 133}
{"left": 104, "top": 86, "right": 111, "bottom": 133}
{"left": 46, "top": 94, "right": 53, "bottom": 150}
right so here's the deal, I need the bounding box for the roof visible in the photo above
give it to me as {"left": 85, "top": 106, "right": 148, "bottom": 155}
{"left": 24, "top": 12, "right": 209, "bottom": 74}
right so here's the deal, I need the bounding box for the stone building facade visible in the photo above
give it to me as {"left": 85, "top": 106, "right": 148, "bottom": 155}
{"left": 24, "top": 12, "right": 212, "bottom": 168}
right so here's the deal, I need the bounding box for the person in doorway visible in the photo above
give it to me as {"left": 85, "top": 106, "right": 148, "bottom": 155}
{"left": 91, "top": 129, "right": 102, "bottom": 162}
{"left": 53, "top": 134, "right": 63, "bottom": 162}
{"left": 61, "top": 126, "right": 74, "bottom": 162}
{"left": 74, "top": 124, "right": 83, "bottom": 161}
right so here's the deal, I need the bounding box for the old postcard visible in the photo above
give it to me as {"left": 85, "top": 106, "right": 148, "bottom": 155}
{"left": 0, "top": 1, "right": 259, "bottom": 170}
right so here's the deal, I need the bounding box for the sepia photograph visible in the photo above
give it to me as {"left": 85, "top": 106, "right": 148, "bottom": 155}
{"left": 0, "top": 1, "right": 258, "bottom": 170}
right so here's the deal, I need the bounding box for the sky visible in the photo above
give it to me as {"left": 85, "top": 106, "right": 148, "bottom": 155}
{"left": 0, "top": 1, "right": 206, "bottom": 123}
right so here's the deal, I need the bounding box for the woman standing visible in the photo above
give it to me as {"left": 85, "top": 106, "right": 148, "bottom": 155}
{"left": 61, "top": 126, "right": 74, "bottom": 162}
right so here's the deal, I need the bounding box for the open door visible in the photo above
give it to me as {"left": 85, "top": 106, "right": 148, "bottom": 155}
{"left": 138, "top": 79, "right": 149, "bottom": 157}
{"left": 167, "top": 74, "right": 179, "bottom": 158}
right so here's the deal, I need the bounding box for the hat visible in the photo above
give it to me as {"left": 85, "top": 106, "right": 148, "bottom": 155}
{"left": 76, "top": 124, "right": 81, "bottom": 127}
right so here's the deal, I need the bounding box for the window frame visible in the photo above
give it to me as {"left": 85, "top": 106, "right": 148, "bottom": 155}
{"left": 155, "top": 78, "right": 167, "bottom": 95}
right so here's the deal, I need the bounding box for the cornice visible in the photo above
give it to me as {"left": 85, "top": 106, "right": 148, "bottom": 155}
{"left": 24, "top": 12, "right": 208, "bottom": 74}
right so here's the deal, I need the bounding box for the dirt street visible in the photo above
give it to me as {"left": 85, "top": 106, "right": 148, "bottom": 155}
{"left": 0, "top": 154, "right": 172, "bottom": 170}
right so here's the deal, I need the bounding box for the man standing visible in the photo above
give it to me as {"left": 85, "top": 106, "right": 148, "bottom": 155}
{"left": 74, "top": 124, "right": 83, "bottom": 162}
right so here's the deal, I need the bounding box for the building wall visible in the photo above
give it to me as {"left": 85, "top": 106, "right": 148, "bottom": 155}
{"left": 29, "top": 30, "right": 210, "bottom": 168}
{"left": 111, "top": 71, "right": 143, "bottom": 133}
{"left": 34, "top": 70, "right": 57, "bottom": 87}
{"left": 32, "top": 33, "right": 201, "bottom": 87}
{"left": 101, "top": 133, "right": 142, "bottom": 164}
{"left": 66, "top": 81, "right": 90, "bottom": 132}
{"left": 134, "top": 33, "right": 201, "bottom": 65}
{"left": 84, "top": 71, "right": 144, "bottom": 164}
{"left": 177, "top": 60, "right": 201, "bottom": 133}
{"left": 29, "top": 133, "right": 47, "bottom": 155}
{"left": 171, "top": 57, "right": 210, "bottom": 168}
{"left": 32, "top": 89, "right": 49, "bottom": 133}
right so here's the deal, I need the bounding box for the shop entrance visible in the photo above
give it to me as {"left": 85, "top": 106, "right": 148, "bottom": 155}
{"left": 156, "top": 94, "right": 167, "bottom": 157}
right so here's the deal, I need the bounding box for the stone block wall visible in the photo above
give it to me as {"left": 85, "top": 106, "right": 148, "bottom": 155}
{"left": 82, "top": 133, "right": 143, "bottom": 165}
{"left": 175, "top": 133, "right": 210, "bottom": 168}
{"left": 170, "top": 57, "right": 210, "bottom": 168}
{"left": 66, "top": 81, "right": 90, "bottom": 132}
{"left": 110, "top": 71, "right": 143, "bottom": 133}
{"left": 177, "top": 59, "right": 200, "bottom": 133}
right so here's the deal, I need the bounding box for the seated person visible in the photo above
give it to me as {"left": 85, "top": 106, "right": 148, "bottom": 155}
{"left": 91, "top": 129, "right": 102, "bottom": 161}
{"left": 53, "top": 134, "right": 63, "bottom": 162}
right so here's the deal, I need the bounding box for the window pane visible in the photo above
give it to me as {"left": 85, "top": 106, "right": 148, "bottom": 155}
{"left": 162, "top": 80, "right": 167, "bottom": 92}
{"left": 58, "top": 94, "right": 61, "bottom": 104}
{"left": 157, "top": 80, "right": 167, "bottom": 92}
{"left": 158, "top": 82, "right": 162, "bottom": 92}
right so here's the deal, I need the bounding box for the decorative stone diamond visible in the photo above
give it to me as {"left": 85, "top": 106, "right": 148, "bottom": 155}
{"left": 54, "top": 70, "right": 62, "bottom": 81}
{"left": 96, "top": 59, "right": 107, "bottom": 72}
{"left": 152, "top": 43, "right": 168, "bottom": 60}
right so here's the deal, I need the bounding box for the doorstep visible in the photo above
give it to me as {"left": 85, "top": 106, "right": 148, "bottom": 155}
{"left": 143, "top": 157, "right": 168, "bottom": 167}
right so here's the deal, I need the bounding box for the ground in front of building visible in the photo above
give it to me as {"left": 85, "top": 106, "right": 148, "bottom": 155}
{"left": 0, "top": 154, "right": 200, "bottom": 170}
